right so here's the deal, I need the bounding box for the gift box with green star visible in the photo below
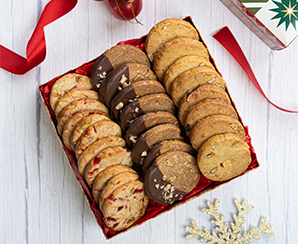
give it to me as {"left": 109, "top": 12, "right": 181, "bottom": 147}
{"left": 219, "top": 0, "right": 298, "bottom": 49}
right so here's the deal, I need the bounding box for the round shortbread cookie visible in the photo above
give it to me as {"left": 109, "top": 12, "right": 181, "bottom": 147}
{"left": 92, "top": 165, "right": 135, "bottom": 204}
{"left": 70, "top": 114, "right": 110, "bottom": 151}
{"left": 197, "top": 133, "right": 251, "bottom": 181}
{"left": 102, "top": 180, "right": 148, "bottom": 231}
{"left": 119, "top": 93, "right": 176, "bottom": 131}
{"left": 179, "top": 84, "right": 231, "bottom": 126}
{"left": 84, "top": 146, "right": 133, "bottom": 186}
{"left": 124, "top": 111, "right": 179, "bottom": 148}
{"left": 131, "top": 123, "right": 182, "bottom": 165}
{"left": 184, "top": 98, "right": 238, "bottom": 135}
{"left": 110, "top": 79, "right": 165, "bottom": 121}
{"left": 190, "top": 115, "right": 245, "bottom": 151}
{"left": 75, "top": 120, "right": 122, "bottom": 158}
{"left": 142, "top": 139, "right": 195, "bottom": 173}
{"left": 77, "top": 136, "right": 126, "bottom": 176}
{"left": 57, "top": 98, "right": 108, "bottom": 135}
{"left": 153, "top": 37, "right": 208, "bottom": 81}
{"left": 100, "top": 63, "right": 157, "bottom": 107}
{"left": 62, "top": 110, "right": 108, "bottom": 150}
{"left": 144, "top": 150, "right": 200, "bottom": 204}
{"left": 99, "top": 172, "right": 140, "bottom": 211}
{"left": 163, "top": 55, "right": 214, "bottom": 93}
{"left": 54, "top": 90, "right": 99, "bottom": 116}
{"left": 145, "top": 18, "right": 199, "bottom": 62}
{"left": 50, "top": 73, "right": 92, "bottom": 110}
{"left": 170, "top": 66, "right": 226, "bottom": 107}
{"left": 91, "top": 45, "right": 150, "bottom": 91}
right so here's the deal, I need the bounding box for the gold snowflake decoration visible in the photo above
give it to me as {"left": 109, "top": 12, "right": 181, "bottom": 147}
{"left": 185, "top": 199, "right": 274, "bottom": 243}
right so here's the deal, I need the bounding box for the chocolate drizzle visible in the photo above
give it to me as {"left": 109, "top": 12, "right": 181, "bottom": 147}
{"left": 91, "top": 55, "right": 113, "bottom": 91}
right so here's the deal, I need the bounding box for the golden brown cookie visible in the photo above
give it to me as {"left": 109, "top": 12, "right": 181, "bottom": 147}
{"left": 184, "top": 98, "right": 238, "bottom": 135}
{"left": 77, "top": 136, "right": 126, "bottom": 176}
{"left": 50, "top": 73, "right": 92, "bottom": 110}
{"left": 145, "top": 18, "right": 199, "bottom": 62}
{"left": 190, "top": 114, "right": 245, "bottom": 151}
{"left": 153, "top": 37, "right": 208, "bottom": 81}
{"left": 144, "top": 150, "right": 200, "bottom": 204}
{"left": 92, "top": 165, "right": 136, "bottom": 204}
{"left": 170, "top": 66, "right": 226, "bottom": 107}
{"left": 178, "top": 84, "right": 231, "bottom": 126}
{"left": 163, "top": 55, "right": 214, "bottom": 93}
{"left": 197, "top": 133, "right": 251, "bottom": 181}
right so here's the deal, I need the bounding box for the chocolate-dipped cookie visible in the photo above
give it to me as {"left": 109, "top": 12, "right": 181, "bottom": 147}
{"left": 144, "top": 150, "right": 200, "bottom": 204}
{"left": 170, "top": 66, "right": 226, "bottom": 107}
{"left": 153, "top": 37, "right": 208, "bottom": 81}
{"left": 184, "top": 98, "right": 238, "bottom": 135}
{"left": 142, "top": 139, "right": 195, "bottom": 173}
{"left": 57, "top": 98, "right": 109, "bottom": 135}
{"left": 145, "top": 18, "right": 199, "bottom": 62}
{"left": 91, "top": 45, "right": 150, "bottom": 91}
{"left": 131, "top": 123, "right": 182, "bottom": 165}
{"left": 119, "top": 93, "right": 176, "bottom": 131}
{"left": 124, "top": 111, "right": 179, "bottom": 148}
{"left": 100, "top": 63, "right": 157, "bottom": 107}
{"left": 197, "top": 133, "right": 251, "bottom": 181}
{"left": 110, "top": 79, "right": 165, "bottom": 121}
{"left": 178, "top": 84, "right": 231, "bottom": 126}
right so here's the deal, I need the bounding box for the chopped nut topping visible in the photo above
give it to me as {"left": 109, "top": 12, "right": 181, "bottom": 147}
{"left": 115, "top": 102, "right": 124, "bottom": 110}
{"left": 205, "top": 152, "right": 215, "bottom": 159}
{"left": 153, "top": 179, "right": 157, "bottom": 182}
{"left": 141, "top": 151, "right": 147, "bottom": 157}
{"left": 211, "top": 145, "right": 215, "bottom": 150}
{"left": 135, "top": 107, "right": 139, "bottom": 113}
{"left": 98, "top": 66, "right": 102, "bottom": 70}
{"left": 160, "top": 185, "right": 164, "bottom": 189}
{"left": 169, "top": 176, "right": 177, "bottom": 183}
{"left": 119, "top": 74, "right": 128, "bottom": 85}
{"left": 162, "top": 25, "right": 168, "bottom": 30}
{"left": 230, "top": 123, "right": 238, "bottom": 130}
{"left": 207, "top": 78, "right": 216, "bottom": 84}
{"left": 99, "top": 72, "right": 107, "bottom": 79}
{"left": 96, "top": 83, "right": 101, "bottom": 88}
{"left": 199, "top": 63, "right": 205, "bottom": 67}
{"left": 162, "top": 175, "right": 167, "bottom": 181}
{"left": 118, "top": 86, "right": 122, "bottom": 91}
{"left": 129, "top": 135, "right": 137, "bottom": 144}
{"left": 170, "top": 186, "right": 175, "bottom": 192}
{"left": 155, "top": 184, "right": 160, "bottom": 189}
{"left": 210, "top": 167, "right": 218, "bottom": 174}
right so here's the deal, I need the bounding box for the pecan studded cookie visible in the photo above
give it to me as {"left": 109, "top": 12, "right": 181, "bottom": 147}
{"left": 153, "top": 37, "right": 208, "bottom": 81}
{"left": 91, "top": 45, "right": 150, "bottom": 91}
{"left": 197, "top": 133, "right": 251, "bottom": 181}
{"left": 50, "top": 73, "right": 93, "bottom": 111}
{"left": 145, "top": 150, "right": 200, "bottom": 204}
{"left": 145, "top": 18, "right": 199, "bottom": 62}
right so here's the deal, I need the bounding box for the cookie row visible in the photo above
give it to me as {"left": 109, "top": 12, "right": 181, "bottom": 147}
{"left": 145, "top": 18, "right": 251, "bottom": 182}
{"left": 91, "top": 43, "right": 202, "bottom": 205}
{"left": 49, "top": 71, "right": 147, "bottom": 231}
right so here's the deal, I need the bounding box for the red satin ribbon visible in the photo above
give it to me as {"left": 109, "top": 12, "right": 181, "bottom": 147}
{"left": 213, "top": 26, "right": 298, "bottom": 113}
{"left": 0, "top": 0, "right": 78, "bottom": 75}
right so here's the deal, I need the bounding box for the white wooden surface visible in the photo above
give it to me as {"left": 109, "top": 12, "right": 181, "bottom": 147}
{"left": 1, "top": 0, "right": 297, "bottom": 243}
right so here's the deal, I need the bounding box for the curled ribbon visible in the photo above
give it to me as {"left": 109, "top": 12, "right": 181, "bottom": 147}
{"left": 0, "top": 0, "right": 78, "bottom": 75}
{"left": 213, "top": 26, "right": 298, "bottom": 113}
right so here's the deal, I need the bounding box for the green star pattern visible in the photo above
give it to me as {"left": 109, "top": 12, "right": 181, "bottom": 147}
{"left": 270, "top": 0, "right": 298, "bottom": 30}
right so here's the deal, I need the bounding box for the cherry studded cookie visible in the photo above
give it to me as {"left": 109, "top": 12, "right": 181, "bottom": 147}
{"left": 197, "top": 133, "right": 251, "bottom": 181}
{"left": 102, "top": 180, "right": 149, "bottom": 231}
{"left": 75, "top": 120, "right": 122, "bottom": 158}
{"left": 70, "top": 113, "right": 110, "bottom": 151}
{"left": 62, "top": 110, "right": 108, "bottom": 150}
{"left": 92, "top": 165, "right": 136, "bottom": 204}
{"left": 142, "top": 139, "right": 196, "bottom": 173}
{"left": 145, "top": 18, "right": 199, "bottom": 62}
{"left": 190, "top": 114, "right": 246, "bottom": 151}
{"left": 50, "top": 73, "right": 93, "bottom": 111}
{"left": 144, "top": 150, "right": 200, "bottom": 204}
{"left": 125, "top": 111, "right": 179, "bottom": 148}
{"left": 170, "top": 66, "right": 226, "bottom": 107}
{"left": 131, "top": 123, "right": 182, "bottom": 165}
{"left": 99, "top": 172, "right": 140, "bottom": 211}
{"left": 100, "top": 63, "right": 157, "bottom": 107}
{"left": 91, "top": 45, "right": 150, "bottom": 91}
{"left": 184, "top": 98, "right": 238, "bottom": 135}
{"left": 110, "top": 79, "right": 166, "bottom": 121}
{"left": 119, "top": 93, "right": 176, "bottom": 131}
{"left": 77, "top": 136, "right": 126, "bottom": 176}
{"left": 57, "top": 98, "right": 108, "bottom": 135}
{"left": 179, "top": 84, "right": 231, "bottom": 126}
{"left": 84, "top": 146, "right": 133, "bottom": 186}
{"left": 153, "top": 37, "right": 208, "bottom": 81}
{"left": 54, "top": 90, "right": 99, "bottom": 116}
{"left": 163, "top": 55, "right": 214, "bottom": 93}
